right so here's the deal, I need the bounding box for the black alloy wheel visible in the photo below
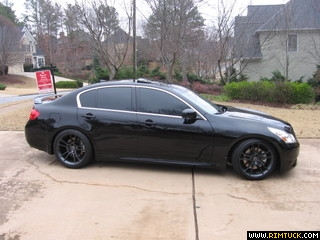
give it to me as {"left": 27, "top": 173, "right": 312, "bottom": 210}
{"left": 232, "top": 139, "right": 277, "bottom": 180}
{"left": 53, "top": 130, "right": 92, "bottom": 168}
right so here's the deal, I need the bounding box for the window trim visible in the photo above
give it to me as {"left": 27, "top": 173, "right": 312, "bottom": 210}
{"left": 76, "top": 84, "right": 207, "bottom": 120}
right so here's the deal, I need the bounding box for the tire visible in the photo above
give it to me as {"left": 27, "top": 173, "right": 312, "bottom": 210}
{"left": 232, "top": 139, "right": 277, "bottom": 180}
{"left": 53, "top": 129, "right": 92, "bottom": 168}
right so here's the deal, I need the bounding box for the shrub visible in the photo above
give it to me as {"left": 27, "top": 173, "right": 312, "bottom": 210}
{"left": 272, "top": 82, "right": 294, "bottom": 104}
{"left": 137, "top": 65, "right": 149, "bottom": 77}
{"left": 0, "top": 83, "right": 6, "bottom": 90}
{"left": 191, "top": 82, "right": 223, "bottom": 95}
{"left": 187, "top": 73, "right": 203, "bottom": 83}
{"left": 224, "top": 81, "right": 251, "bottom": 100}
{"left": 23, "top": 63, "right": 33, "bottom": 72}
{"left": 174, "top": 70, "right": 182, "bottom": 81}
{"left": 151, "top": 66, "right": 166, "bottom": 80}
{"left": 116, "top": 66, "right": 134, "bottom": 79}
{"left": 55, "top": 81, "right": 78, "bottom": 88}
{"left": 224, "top": 81, "right": 315, "bottom": 104}
{"left": 307, "top": 65, "right": 320, "bottom": 101}
{"left": 76, "top": 81, "right": 83, "bottom": 88}
{"left": 91, "top": 67, "right": 109, "bottom": 83}
{"left": 271, "top": 70, "right": 286, "bottom": 82}
{"left": 290, "top": 82, "right": 315, "bottom": 104}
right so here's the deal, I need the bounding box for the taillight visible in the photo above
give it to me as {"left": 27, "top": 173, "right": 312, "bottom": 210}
{"left": 29, "top": 109, "right": 40, "bottom": 120}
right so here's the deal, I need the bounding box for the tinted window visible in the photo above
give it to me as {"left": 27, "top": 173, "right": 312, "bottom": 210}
{"left": 139, "top": 88, "right": 188, "bottom": 116}
{"left": 97, "top": 87, "right": 132, "bottom": 111}
{"left": 80, "top": 89, "right": 97, "bottom": 108}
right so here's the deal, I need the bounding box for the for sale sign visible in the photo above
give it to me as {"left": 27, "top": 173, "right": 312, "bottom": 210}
{"left": 35, "top": 70, "right": 53, "bottom": 93}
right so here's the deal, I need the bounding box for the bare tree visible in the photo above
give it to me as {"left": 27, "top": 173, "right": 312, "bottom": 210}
{"left": 144, "top": 0, "right": 204, "bottom": 82}
{"left": 55, "top": 4, "right": 92, "bottom": 76}
{"left": 194, "top": 27, "right": 220, "bottom": 80}
{"left": 0, "top": 15, "right": 21, "bottom": 75}
{"left": 305, "top": 0, "right": 320, "bottom": 65}
{"left": 214, "top": 0, "right": 237, "bottom": 83}
{"left": 70, "top": 0, "right": 132, "bottom": 80}
{"left": 24, "top": 0, "right": 63, "bottom": 64}
{"left": 202, "top": 0, "right": 251, "bottom": 84}
{"left": 217, "top": 0, "right": 284, "bottom": 83}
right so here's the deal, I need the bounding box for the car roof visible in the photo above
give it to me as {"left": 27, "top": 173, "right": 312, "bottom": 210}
{"left": 82, "top": 78, "right": 186, "bottom": 93}
{"left": 50, "top": 79, "right": 191, "bottom": 106}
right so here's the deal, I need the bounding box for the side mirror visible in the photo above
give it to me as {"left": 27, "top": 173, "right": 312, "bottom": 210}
{"left": 182, "top": 109, "right": 197, "bottom": 120}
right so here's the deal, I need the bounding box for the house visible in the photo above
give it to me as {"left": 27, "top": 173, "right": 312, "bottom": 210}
{"left": 10, "top": 26, "right": 45, "bottom": 73}
{"left": 54, "top": 31, "right": 93, "bottom": 76}
{"left": 234, "top": 0, "right": 320, "bottom": 81}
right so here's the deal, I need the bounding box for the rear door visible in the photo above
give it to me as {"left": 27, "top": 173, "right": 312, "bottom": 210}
{"left": 77, "top": 86, "right": 138, "bottom": 159}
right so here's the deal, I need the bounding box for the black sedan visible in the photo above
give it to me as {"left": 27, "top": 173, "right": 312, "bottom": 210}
{"left": 25, "top": 79, "right": 299, "bottom": 180}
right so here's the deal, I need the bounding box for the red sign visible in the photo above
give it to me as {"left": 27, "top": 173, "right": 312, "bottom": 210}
{"left": 35, "top": 70, "right": 53, "bottom": 93}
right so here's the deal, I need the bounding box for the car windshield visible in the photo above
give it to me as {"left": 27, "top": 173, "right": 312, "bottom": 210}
{"left": 177, "top": 86, "right": 220, "bottom": 114}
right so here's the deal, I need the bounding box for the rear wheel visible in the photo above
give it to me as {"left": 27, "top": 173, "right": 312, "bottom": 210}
{"left": 53, "top": 130, "right": 92, "bottom": 168}
{"left": 232, "top": 139, "right": 276, "bottom": 180}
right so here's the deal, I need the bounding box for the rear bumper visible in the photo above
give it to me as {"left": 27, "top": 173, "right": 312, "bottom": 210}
{"left": 25, "top": 121, "right": 53, "bottom": 154}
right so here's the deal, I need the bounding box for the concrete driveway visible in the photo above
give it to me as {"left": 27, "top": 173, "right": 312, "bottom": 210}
{"left": 0, "top": 131, "right": 319, "bottom": 239}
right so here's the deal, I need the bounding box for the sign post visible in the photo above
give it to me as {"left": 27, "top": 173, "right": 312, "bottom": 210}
{"left": 49, "top": 64, "right": 57, "bottom": 95}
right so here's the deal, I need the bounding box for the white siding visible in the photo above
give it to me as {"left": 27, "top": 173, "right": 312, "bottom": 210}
{"left": 242, "top": 30, "right": 319, "bottom": 81}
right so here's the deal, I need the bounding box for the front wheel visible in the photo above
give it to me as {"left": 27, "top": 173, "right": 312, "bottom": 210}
{"left": 53, "top": 130, "right": 92, "bottom": 168}
{"left": 232, "top": 139, "right": 277, "bottom": 180}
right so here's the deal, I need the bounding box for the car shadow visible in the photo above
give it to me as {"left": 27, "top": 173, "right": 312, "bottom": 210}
{"left": 87, "top": 160, "right": 234, "bottom": 178}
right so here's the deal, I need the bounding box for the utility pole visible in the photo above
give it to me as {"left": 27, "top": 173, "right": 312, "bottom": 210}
{"left": 133, "top": 0, "right": 137, "bottom": 81}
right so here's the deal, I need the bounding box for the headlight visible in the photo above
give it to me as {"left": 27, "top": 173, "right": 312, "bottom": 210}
{"left": 268, "top": 127, "right": 297, "bottom": 144}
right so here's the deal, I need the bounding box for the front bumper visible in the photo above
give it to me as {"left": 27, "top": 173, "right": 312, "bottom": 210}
{"left": 279, "top": 142, "right": 300, "bottom": 172}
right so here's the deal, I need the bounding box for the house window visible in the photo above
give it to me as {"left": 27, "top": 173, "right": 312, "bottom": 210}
{"left": 25, "top": 58, "right": 32, "bottom": 64}
{"left": 22, "top": 44, "right": 31, "bottom": 53}
{"left": 288, "top": 34, "right": 297, "bottom": 52}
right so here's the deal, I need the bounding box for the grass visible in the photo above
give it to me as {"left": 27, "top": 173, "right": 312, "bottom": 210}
{"left": 0, "top": 74, "right": 37, "bottom": 88}
{"left": 201, "top": 94, "right": 231, "bottom": 102}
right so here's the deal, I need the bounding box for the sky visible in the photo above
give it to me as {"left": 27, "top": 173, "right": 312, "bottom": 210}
{"left": 12, "top": 0, "right": 290, "bottom": 29}
{"left": 12, "top": 0, "right": 290, "bottom": 19}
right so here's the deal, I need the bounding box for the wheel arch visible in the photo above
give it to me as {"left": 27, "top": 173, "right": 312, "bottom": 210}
{"left": 49, "top": 126, "right": 95, "bottom": 157}
{"left": 226, "top": 135, "right": 281, "bottom": 169}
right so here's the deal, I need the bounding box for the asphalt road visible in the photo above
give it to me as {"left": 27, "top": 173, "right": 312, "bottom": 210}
{"left": 0, "top": 131, "right": 319, "bottom": 239}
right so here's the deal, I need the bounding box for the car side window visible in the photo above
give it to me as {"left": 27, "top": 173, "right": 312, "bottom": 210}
{"left": 139, "top": 88, "right": 188, "bottom": 116}
{"left": 97, "top": 87, "right": 132, "bottom": 111}
{"left": 79, "top": 89, "right": 97, "bottom": 108}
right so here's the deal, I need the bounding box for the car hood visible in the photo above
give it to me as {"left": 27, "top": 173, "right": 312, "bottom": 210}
{"left": 222, "top": 106, "right": 289, "bottom": 126}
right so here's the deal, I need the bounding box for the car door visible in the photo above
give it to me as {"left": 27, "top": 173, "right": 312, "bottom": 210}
{"left": 136, "top": 87, "right": 214, "bottom": 163}
{"left": 77, "top": 86, "right": 138, "bottom": 159}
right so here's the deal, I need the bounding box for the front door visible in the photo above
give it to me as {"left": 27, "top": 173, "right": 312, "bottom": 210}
{"left": 136, "top": 87, "right": 214, "bottom": 163}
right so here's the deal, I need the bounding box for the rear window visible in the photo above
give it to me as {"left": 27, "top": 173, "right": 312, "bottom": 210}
{"left": 79, "top": 89, "right": 97, "bottom": 108}
{"left": 97, "top": 87, "right": 132, "bottom": 111}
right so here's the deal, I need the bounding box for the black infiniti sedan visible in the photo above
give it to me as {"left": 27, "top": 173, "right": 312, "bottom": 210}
{"left": 25, "top": 79, "right": 299, "bottom": 180}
